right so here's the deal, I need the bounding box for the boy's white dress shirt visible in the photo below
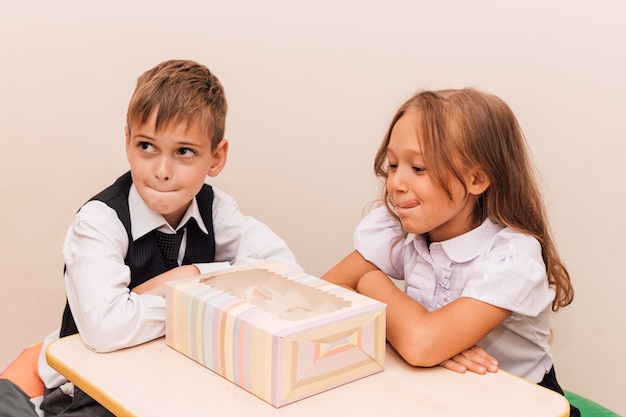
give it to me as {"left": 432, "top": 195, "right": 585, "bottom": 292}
{"left": 39, "top": 185, "right": 299, "bottom": 389}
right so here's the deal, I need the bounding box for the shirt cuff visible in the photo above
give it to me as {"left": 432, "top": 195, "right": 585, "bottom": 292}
{"left": 193, "top": 262, "right": 232, "bottom": 275}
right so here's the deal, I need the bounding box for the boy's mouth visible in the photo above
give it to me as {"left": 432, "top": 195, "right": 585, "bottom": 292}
{"left": 149, "top": 184, "right": 177, "bottom": 193}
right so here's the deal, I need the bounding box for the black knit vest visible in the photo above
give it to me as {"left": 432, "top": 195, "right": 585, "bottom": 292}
{"left": 59, "top": 171, "right": 216, "bottom": 337}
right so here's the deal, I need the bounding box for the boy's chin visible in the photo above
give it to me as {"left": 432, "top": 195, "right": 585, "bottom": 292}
{"left": 146, "top": 200, "right": 186, "bottom": 217}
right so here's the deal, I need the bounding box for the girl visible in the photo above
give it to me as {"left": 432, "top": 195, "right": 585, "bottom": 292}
{"left": 322, "top": 88, "right": 578, "bottom": 416}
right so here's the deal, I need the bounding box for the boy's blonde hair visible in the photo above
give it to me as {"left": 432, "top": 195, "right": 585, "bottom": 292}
{"left": 127, "top": 59, "right": 227, "bottom": 149}
{"left": 374, "top": 88, "right": 574, "bottom": 311}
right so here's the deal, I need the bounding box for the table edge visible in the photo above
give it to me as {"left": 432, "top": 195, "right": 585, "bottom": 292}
{"left": 47, "top": 335, "right": 135, "bottom": 417}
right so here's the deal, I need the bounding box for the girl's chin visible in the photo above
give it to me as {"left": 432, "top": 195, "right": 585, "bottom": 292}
{"left": 399, "top": 222, "right": 424, "bottom": 235}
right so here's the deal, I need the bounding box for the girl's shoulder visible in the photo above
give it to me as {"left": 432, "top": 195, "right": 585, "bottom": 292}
{"left": 354, "top": 206, "right": 407, "bottom": 277}
{"left": 360, "top": 205, "right": 400, "bottom": 225}
{"left": 488, "top": 224, "right": 543, "bottom": 260}
{"left": 462, "top": 222, "right": 553, "bottom": 316}
{"left": 356, "top": 206, "right": 404, "bottom": 240}
{"left": 442, "top": 219, "right": 541, "bottom": 264}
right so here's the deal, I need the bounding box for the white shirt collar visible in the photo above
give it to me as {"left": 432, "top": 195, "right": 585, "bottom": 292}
{"left": 128, "top": 184, "right": 209, "bottom": 241}
{"left": 405, "top": 218, "right": 504, "bottom": 263}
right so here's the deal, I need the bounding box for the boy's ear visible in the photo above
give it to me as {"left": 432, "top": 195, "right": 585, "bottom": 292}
{"left": 124, "top": 125, "right": 131, "bottom": 161}
{"left": 467, "top": 166, "right": 491, "bottom": 196}
{"left": 207, "top": 139, "right": 229, "bottom": 177}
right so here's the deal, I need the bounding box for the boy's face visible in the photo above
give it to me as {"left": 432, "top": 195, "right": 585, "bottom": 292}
{"left": 125, "top": 112, "right": 228, "bottom": 228}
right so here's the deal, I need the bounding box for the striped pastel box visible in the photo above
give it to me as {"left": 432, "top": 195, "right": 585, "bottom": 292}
{"left": 165, "top": 261, "right": 386, "bottom": 407}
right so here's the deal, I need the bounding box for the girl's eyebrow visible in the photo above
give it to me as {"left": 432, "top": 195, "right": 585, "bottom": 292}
{"left": 387, "top": 146, "right": 423, "bottom": 158}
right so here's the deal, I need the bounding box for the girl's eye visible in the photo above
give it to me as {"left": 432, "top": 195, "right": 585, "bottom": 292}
{"left": 387, "top": 163, "right": 398, "bottom": 171}
{"left": 412, "top": 166, "right": 426, "bottom": 173}
{"left": 178, "top": 148, "right": 197, "bottom": 158}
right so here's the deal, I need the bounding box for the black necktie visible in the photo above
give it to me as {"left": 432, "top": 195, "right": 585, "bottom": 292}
{"left": 155, "top": 230, "right": 184, "bottom": 271}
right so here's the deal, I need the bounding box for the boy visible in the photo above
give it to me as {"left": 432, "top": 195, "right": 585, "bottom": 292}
{"left": 38, "top": 60, "right": 300, "bottom": 416}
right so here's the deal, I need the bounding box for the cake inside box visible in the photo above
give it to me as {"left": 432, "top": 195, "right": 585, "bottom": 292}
{"left": 198, "top": 268, "right": 351, "bottom": 321}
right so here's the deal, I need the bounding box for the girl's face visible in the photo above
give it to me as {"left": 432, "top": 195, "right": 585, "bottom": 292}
{"left": 385, "top": 111, "right": 485, "bottom": 242}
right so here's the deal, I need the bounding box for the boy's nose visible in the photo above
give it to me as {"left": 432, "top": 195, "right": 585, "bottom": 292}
{"left": 155, "top": 157, "right": 173, "bottom": 181}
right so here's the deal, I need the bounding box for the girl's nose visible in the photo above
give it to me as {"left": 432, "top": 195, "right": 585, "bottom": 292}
{"left": 387, "top": 169, "right": 408, "bottom": 193}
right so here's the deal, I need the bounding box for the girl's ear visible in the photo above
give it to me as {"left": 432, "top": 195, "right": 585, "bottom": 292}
{"left": 467, "top": 166, "right": 491, "bottom": 196}
{"left": 207, "top": 139, "right": 229, "bottom": 177}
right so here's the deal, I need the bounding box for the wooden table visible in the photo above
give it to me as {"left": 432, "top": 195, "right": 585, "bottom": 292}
{"left": 47, "top": 335, "right": 569, "bottom": 417}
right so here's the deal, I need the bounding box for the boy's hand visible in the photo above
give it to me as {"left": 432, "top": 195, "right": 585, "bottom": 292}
{"left": 439, "top": 345, "right": 499, "bottom": 374}
{"left": 132, "top": 265, "right": 200, "bottom": 297}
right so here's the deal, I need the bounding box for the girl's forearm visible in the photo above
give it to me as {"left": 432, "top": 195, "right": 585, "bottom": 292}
{"left": 322, "top": 250, "right": 378, "bottom": 290}
{"left": 356, "top": 270, "right": 508, "bottom": 367}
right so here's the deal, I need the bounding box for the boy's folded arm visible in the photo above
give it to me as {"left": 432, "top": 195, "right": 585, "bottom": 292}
{"left": 133, "top": 265, "right": 201, "bottom": 296}
{"left": 70, "top": 285, "right": 167, "bottom": 353}
{"left": 64, "top": 203, "right": 166, "bottom": 352}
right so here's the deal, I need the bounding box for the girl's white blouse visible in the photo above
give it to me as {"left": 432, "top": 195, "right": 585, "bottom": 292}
{"left": 354, "top": 207, "right": 556, "bottom": 382}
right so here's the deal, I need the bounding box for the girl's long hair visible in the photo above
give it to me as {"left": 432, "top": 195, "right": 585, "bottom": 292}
{"left": 374, "top": 88, "right": 574, "bottom": 311}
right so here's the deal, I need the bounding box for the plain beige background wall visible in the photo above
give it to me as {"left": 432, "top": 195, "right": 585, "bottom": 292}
{"left": 1, "top": 0, "right": 624, "bottom": 414}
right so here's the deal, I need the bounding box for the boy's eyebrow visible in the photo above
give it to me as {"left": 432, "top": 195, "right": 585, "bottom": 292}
{"left": 131, "top": 132, "right": 207, "bottom": 148}
{"left": 132, "top": 132, "right": 156, "bottom": 141}
{"left": 177, "top": 140, "right": 207, "bottom": 148}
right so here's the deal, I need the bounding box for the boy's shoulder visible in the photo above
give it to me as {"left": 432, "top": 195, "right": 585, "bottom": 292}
{"left": 83, "top": 172, "right": 133, "bottom": 211}
{"left": 210, "top": 185, "right": 239, "bottom": 216}
{"left": 210, "top": 185, "right": 234, "bottom": 203}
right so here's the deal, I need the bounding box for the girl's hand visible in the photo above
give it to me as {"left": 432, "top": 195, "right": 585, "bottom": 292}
{"left": 439, "top": 345, "right": 499, "bottom": 374}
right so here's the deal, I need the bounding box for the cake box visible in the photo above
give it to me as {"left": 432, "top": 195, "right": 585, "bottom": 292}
{"left": 165, "top": 261, "right": 386, "bottom": 407}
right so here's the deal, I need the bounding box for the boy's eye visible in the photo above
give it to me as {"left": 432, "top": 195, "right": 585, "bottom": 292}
{"left": 178, "top": 148, "right": 196, "bottom": 158}
{"left": 139, "top": 142, "right": 154, "bottom": 152}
